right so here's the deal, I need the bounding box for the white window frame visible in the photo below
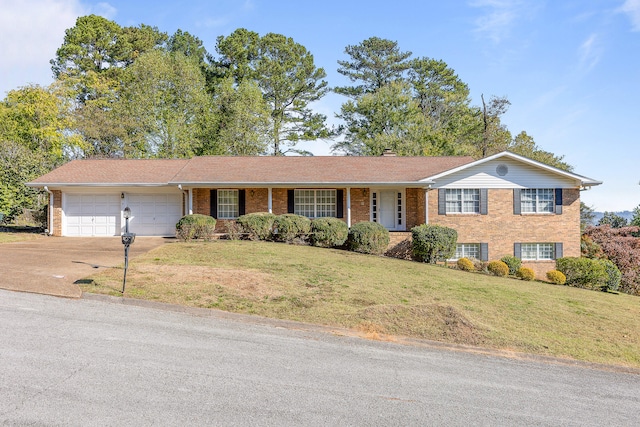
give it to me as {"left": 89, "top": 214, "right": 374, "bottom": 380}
{"left": 452, "top": 243, "right": 480, "bottom": 260}
{"left": 445, "top": 189, "right": 480, "bottom": 214}
{"left": 217, "top": 189, "right": 239, "bottom": 219}
{"left": 521, "top": 189, "right": 554, "bottom": 214}
{"left": 294, "top": 189, "right": 336, "bottom": 218}
{"left": 521, "top": 243, "right": 554, "bottom": 261}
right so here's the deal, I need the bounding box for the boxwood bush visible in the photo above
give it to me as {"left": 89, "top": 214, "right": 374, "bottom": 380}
{"left": 273, "top": 214, "right": 311, "bottom": 243}
{"left": 555, "top": 257, "right": 608, "bottom": 291}
{"left": 175, "top": 214, "right": 217, "bottom": 241}
{"left": 236, "top": 212, "right": 276, "bottom": 241}
{"left": 546, "top": 270, "right": 567, "bottom": 285}
{"left": 516, "top": 266, "right": 535, "bottom": 281}
{"left": 487, "top": 260, "right": 509, "bottom": 277}
{"left": 309, "top": 217, "right": 348, "bottom": 248}
{"left": 457, "top": 257, "right": 475, "bottom": 272}
{"left": 411, "top": 224, "right": 457, "bottom": 263}
{"left": 346, "top": 221, "right": 390, "bottom": 255}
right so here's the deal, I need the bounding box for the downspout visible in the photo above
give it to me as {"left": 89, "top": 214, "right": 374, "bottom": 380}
{"left": 346, "top": 187, "right": 352, "bottom": 228}
{"left": 43, "top": 186, "right": 53, "bottom": 236}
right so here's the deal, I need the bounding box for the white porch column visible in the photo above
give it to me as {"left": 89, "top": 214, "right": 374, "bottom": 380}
{"left": 424, "top": 189, "right": 429, "bottom": 224}
{"left": 188, "top": 189, "right": 193, "bottom": 215}
{"left": 346, "top": 187, "right": 352, "bottom": 227}
{"left": 268, "top": 188, "right": 273, "bottom": 213}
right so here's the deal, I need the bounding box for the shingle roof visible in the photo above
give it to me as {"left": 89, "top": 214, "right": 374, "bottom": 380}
{"left": 28, "top": 155, "right": 475, "bottom": 187}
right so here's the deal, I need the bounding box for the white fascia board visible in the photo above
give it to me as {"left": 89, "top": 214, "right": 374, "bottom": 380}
{"left": 171, "top": 181, "right": 434, "bottom": 188}
{"left": 25, "top": 182, "right": 174, "bottom": 188}
{"left": 420, "top": 151, "right": 602, "bottom": 187}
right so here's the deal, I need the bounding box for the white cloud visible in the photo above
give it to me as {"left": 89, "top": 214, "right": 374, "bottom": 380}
{"left": 92, "top": 1, "right": 117, "bottom": 19}
{"left": 0, "top": 0, "right": 88, "bottom": 95}
{"left": 578, "top": 33, "right": 602, "bottom": 72}
{"left": 469, "top": 0, "right": 523, "bottom": 43}
{"left": 619, "top": 0, "right": 640, "bottom": 31}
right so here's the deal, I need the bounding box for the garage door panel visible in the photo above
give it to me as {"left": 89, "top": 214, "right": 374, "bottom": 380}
{"left": 64, "top": 194, "right": 120, "bottom": 237}
{"left": 127, "top": 193, "right": 182, "bottom": 236}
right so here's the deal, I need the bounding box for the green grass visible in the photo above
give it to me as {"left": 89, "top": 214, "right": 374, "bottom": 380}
{"left": 0, "top": 232, "right": 41, "bottom": 243}
{"left": 83, "top": 240, "right": 640, "bottom": 368}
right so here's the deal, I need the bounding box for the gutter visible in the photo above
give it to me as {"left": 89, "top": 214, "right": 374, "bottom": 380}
{"left": 43, "top": 186, "right": 53, "bottom": 236}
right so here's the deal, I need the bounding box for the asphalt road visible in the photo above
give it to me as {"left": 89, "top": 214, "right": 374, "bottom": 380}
{"left": 1, "top": 290, "right": 638, "bottom": 426}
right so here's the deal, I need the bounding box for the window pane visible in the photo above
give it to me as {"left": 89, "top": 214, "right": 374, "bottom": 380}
{"left": 521, "top": 243, "right": 554, "bottom": 260}
{"left": 218, "top": 190, "right": 239, "bottom": 219}
{"left": 521, "top": 189, "right": 554, "bottom": 213}
{"left": 538, "top": 243, "right": 554, "bottom": 260}
{"left": 538, "top": 189, "right": 554, "bottom": 213}
{"left": 454, "top": 243, "right": 479, "bottom": 260}
{"left": 294, "top": 189, "right": 336, "bottom": 218}
{"left": 445, "top": 189, "right": 462, "bottom": 213}
{"left": 462, "top": 189, "right": 480, "bottom": 213}
{"left": 446, "top": 189, "right": 479, "bottom": 213}
{"left": 521, "top": 243, "right": 537, "bottom": 260}
{"left": 521, "top": 189, "right": 536, "bottom": 213}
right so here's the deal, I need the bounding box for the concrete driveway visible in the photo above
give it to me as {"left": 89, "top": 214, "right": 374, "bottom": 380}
{"left": 0, "top": 236, "right": 169, "bottom": 298}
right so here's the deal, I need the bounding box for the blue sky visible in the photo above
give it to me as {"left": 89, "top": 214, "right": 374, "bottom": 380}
{"left": 1, "top": 0, "right": 639, "bottom": 212}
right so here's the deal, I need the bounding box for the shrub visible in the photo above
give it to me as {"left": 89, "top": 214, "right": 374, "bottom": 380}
{"left": 411, "top": 224, "right": 457, "bottom": 263}
{"left": 175, "top": 214, "right": 217, "bottom": 241}
{"left": 555, "top": 257, "right": 608, "bottom": 291}
{"left": 273, "top": 214, "right": 311, "bottom": 243}
{"left": 501, "top": 255, "right": 522, "bottom": 275}
{"left": 546, "top": 270, "right": 567, "bottom": 285}
{"left": 346, "top": 221, "right": 390, "bottom": 255}
{"left": 457, "top": 257, "right": 475, "bottom": 272}
{"left": 236, "top": 212, "right": 276, "bottom": 240}
{"left": 223, "top": 221, "right": 243, "bottom": 241}
{"left": 487, "top": 260, "right": 509, "bottom": 277}
{"left": 598, "top": 259, "right": 621, "bottom": 292}
{"left": 516, "top": 267, "right": 535, "bottom": 281}
{"left": 470, "top": 258, "right": 488, "bottom": 272}
{"left": 309, "top": 217, "right": 348, "bottom": 248}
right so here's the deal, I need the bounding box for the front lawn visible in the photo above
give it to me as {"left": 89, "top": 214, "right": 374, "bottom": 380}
{"left": 83, "top": 240, "right": 640, "bottom": 369}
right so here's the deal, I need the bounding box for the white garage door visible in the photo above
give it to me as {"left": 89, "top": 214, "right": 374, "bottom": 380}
{"left": 126, "top": 193, "right": 183, "bottom": 236}
{"left": 65, "top": 194, "right": 120, "bottom": 236}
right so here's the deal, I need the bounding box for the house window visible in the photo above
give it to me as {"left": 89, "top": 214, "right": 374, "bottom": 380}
{"left": 521, "top": 243, "right": 554, "bottom": 260}
{"left": 294, "top": 189, "right": 336, "bottom": 218}
{"left": 445, "top": 189, "right": 480, "bottom": 213}
{"left": 217, "top": 190, "right": 239, "bottom": 219}
{"left": 454, "top": 243, "right": 480, "bottom": 260}
{"left": 521, "top": 189, "right": 554, "bottom": 213}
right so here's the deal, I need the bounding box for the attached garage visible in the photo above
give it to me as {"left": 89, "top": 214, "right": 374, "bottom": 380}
{"left": 125, "top": 193, "right": 183, "bottom": 236}
{"left": 64, "top": 194, "right": 121, "bottom": 237}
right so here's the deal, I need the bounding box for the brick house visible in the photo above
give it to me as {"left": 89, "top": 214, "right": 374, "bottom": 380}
{"left": 28, "top": 151, "right": 601, "bottom": 277}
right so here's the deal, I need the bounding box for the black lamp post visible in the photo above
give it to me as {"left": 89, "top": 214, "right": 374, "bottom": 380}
{"left": 121, "top": 207, "right": 135, "bottom": 293}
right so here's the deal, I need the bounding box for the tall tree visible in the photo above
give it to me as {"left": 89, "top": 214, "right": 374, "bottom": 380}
{"left": 508, "top": 131, "right": 572, "bottom": 170}
{"left": 580, "top": 202, "right": 597, "bottom": 232}
{"left": 215, "top": 29, "right": 330, "bottom": 155}
{"left": 474, "top": 94, "right": 512, "bottom": 157}
{"left": 598, "top": 212, "right": 628, "bottom": 228}
{"left": 334, "top": 37, "right": 412, "bottom": 98}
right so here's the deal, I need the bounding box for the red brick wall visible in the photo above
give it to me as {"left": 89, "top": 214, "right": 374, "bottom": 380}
{"left": 51, "top": 190, "right": 62, "bottom": 236}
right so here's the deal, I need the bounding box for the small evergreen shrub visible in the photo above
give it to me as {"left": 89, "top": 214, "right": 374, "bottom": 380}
{"left": 236, "top": 212, "right": 276, "bottom": 240}
{"left": 273, "top": 214, "right": 311, "bottom": 243}
{"left": 175, "top": 214, "right": 217, "bottom": 241}
{"left": 457, "top": 257, "right": 475, "bottom": 272}
{"left": 598, "top": 259, "right": 621, "bottom": 292}
{"left": 487, "top": 260, "right": 509, "bottom": 277}
{"left": 223, "top": 221, "right": 243, "bottom": 241}
{"left": 411, "top": 224, "right": 457, "bottom": 263}
{"left": 555, "top": 257, "right": 608, "bottom": 290}
{"left": 309, "top": 217, "right": 348, "bottom": 248}
{"left": 546, "top": 270, "right": 567, "bottom": 285}
{"left": 470, "top": 258, "right": 488, "bottom": 272}
{"left": 346, "top": 221, "right": 390, "bottom": 255}
{"left": 516, "top": 267, "right": 535, "bottom": 281}
{"left": 501, "top": 255, "right": 522, "bottom": 275}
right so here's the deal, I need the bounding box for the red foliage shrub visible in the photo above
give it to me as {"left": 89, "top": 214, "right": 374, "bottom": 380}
{"left": 583, "top": 225, "right": 640, "bottom": 296}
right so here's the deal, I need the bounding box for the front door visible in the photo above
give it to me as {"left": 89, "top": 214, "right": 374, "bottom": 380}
{"left": 372, "top": 190, "right": 404, "bottom": 231}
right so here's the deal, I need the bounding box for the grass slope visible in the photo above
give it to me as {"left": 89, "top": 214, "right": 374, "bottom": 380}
{"left": 83, "top": 240, "right": 640, "bottom": 368}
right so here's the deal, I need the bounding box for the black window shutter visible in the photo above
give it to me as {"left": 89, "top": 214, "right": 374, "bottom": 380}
{"left": 555, "top": 188, "right": 563, "bottom": 215}
{"left": 514, "top": 242, "right": 521, "bottom": 259}
{"left": 287, "top": 189, "right": 295, "bottom": 214}
{"left": 210, "top": 190, "right": 218, "bottom": 219}
{"left": 555, "top": 243, "right": 563, "bottom": 259}
{"left": 238, "top": 189, "right": 246, "bottom": 216}
{"left": 336, "top": 189, "right": 344, "bottom": 218}
{"left": 513, "top": 189, "right": 521, "bottom": 215}
{"left": 438, "top": 189, "right": 446, "bottom": 215}
{"left": 480, "top": 189, "right": 488, "bottom": 215}
{"left": 480, "top": 243, "right": 489, "bottom": 261}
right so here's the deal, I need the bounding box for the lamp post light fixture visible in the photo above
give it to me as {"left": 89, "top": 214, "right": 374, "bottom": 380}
{"left": 121, "top": 207, "right": 135, "bottom": 293}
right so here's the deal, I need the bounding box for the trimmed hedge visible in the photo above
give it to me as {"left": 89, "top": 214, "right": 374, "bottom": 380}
{"left": 555, "top": 257, "right": 608, "bottom": 291}
{"left": 516, "top": 267, "right": 535, "bottom": 281}
{"left": 175, "top": 214, "right": 217, "bottom": 241}
{"left": 547, "top": 270, "right": 567, "bottom": 285}
{"left": 487, "top": 260, "right": 509, "bottom": 277}
{"left": 501, "top": 255, "right": 522, "bottom": 275}
{"left": 273, "top": 214, "right": 311, "bottom": 243}
{"left": 346, "top": 221, "right": 390, "bottom": 255}
{"left": 411, "top": 224, "right": 457, "bottom": 263}
{"left": 310, "top": 217, "right": 348, "bottom": 248}
{"left": 457, "top": 257, "right": 475, "bottom": 272}
{"left": 236, "top": 212, "right": 276, "bottom": 241}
